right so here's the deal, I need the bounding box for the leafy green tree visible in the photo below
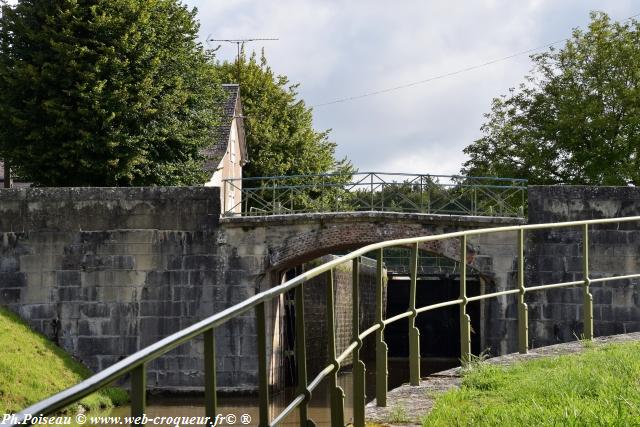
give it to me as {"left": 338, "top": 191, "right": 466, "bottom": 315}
{"left": 0, "top": 0, "right": 223, "bottom": 186}
{"left": 216, "top": 51, "right": 354, "bottom": 212}
{"left": 462, "top": 12, "right": 640, "bottom": 185}
{"left": 216, "top": 51, "right": 353, "bottom": 179}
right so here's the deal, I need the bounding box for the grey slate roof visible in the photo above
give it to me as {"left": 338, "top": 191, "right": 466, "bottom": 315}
{"left": 202, "top": 84, "right": 246, "bottom": 172}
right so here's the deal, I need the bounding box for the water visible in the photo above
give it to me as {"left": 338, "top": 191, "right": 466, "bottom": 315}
{"left": 79, "top": 358, "right": 457, "bottom": 427}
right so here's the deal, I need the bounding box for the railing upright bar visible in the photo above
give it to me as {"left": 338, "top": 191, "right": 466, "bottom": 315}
{"left": 583, "top": 224, "right": 594, "bottom": 340}
{"left": 517, "top": 229, "right": 529, "bottom": 354}
{"left": 375, "top": 248, "right": 388, "bottom": 406}
{"left": 352, "top": 257, "right": 366, "bottom": 427}
{"left": 459, "top": 236, "right": 471, "bottom": 365}
{"left": 409, "top": 243, "right": 421, "bottom": 385}
{"left": 130, "top": 363, "right": 146, "bottom": 426}
{"left": 256, "top": 302, "right": 269, "bottom": 426}
{"left": 420, "top": 176, "right": 424, "bottom": 212}
{"left": 326, "top": 269, "right": 345, "bottom": 426}
{"left": 204, "top": 329, "right": 218, "bottom": 422}
{"left": 370, "top": 174, "right": 374, "bottom": 210}
{"left": 294, "top": 284, "right": 313, "bottom": 426}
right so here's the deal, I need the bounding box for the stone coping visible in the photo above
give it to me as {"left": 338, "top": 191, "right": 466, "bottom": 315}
{"left": 221, "top": 211, "right": 526, "bottom": 227}
{"left": 365, "top": 332, "right": 640, "bottom": 426}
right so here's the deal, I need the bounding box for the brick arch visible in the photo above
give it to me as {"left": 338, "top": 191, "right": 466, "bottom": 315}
{"left": 264, "top": 217, "right": 485, "bottom": 273}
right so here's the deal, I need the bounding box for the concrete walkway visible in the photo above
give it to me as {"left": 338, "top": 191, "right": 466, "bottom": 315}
{"left": 365, "top": 332, "right": 640, "bottom": 426}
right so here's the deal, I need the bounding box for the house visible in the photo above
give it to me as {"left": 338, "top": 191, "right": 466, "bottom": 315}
{"left": 202, "top": 84, "right": 248, "bottom": 215}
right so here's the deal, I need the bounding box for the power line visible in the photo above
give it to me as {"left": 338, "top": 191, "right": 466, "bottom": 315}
{"left": 312, "top": 12, "right": 640, "bottom": 108}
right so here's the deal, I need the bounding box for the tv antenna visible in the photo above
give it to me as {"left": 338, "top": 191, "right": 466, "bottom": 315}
{"left": 208, "top": 38, "right": 279, "bottom": 87}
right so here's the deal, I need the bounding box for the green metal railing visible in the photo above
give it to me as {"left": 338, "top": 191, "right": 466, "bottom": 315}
{"left": 222, "top": 172, "right": 527, "bottom": 217}
{"left": 9, "top": 216, "right": 640, "bottom": 427}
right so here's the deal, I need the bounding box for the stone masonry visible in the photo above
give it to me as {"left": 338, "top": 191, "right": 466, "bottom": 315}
{"left": 0, "top": 187, "right": 259, "bottom": 392}
{"left": 525, "top": 186, "right": 640, "bottom": 347}
{"left": 0, "top": 186, "right": 547, "bottom": 393}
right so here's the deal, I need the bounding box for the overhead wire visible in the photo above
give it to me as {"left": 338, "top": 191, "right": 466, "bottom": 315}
{"left": 311, "top": 11, "right": 640, "bottom": 108}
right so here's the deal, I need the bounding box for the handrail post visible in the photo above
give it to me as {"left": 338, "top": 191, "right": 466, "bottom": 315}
{"left": 352, "top": 258, "right": 366, "bottom": 427}
{"left": 295, "top": 284, "right": 313, "bottom": 426}
{"left": 583, "top": 224, "right": 593, "bottom": 340}
{"left": 326, "top": 269, "right": 345, "bottom": 426}
{"left": 131, "top": 363, "right": 146, "bottom": 426}
{"left": 459, "top": 236, "right": 471, "bottom": 365}
{"left": 375, "top": 248, "right": 388, "bottom": 406}
{"left": 409, "top": 243, "right": 421, "bottom": 385}
{"left": 420, "top": 175, "right": 424, "bottom": 212}
{"left": 517, "top": 229, "right": 529, "bottom": 354}
{"left": 256, "top": 302, "right": 269, "bottom": 426}
{"left": 370, "top": 173, "right": 374, "bottom": 210}
{"left": 204, "top": 329, "right": 218, "bottom": 422}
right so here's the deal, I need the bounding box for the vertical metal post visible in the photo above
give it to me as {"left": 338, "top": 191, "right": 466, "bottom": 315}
{"left": 272, "top": 181, "right": 276, "bottom": 214}
{"left": 326, "top": 269, "right": 345, "bottom": 426}
{"left": 409, "top": 243, "right": 421, "bottom": 385}
{"left": 352, "top": 258, "right": 366, "bottom": 427}
{"left": 420, "top": 176, "right": 424, "bottom": 212}
{"left": 295, "top": 284, "right": 313, "bottom": 426}
{"left": 459, "top": 236, "right": 471, "bottom": 365}
{"left": 583, "top": 224, "right": 593, "bottom": 340}
{"left": 204, "top": 329, "right": 218, "bottom": 421}
{"left": 322, "top": 175, "right": 326, "bottom": 212}
{"left": 473, "top": 187, "right": 477, "bottom": 216}
{"left": 370, "top": 174, "right": 374, "bottom": 210}
{"left": 256, "top": 302, "right": 269, "bottom": 426}
{"left": 517, "top": 229, "right": 528, "bottom": 354}
{"left": 375, "top": 248, "right": 388, "bottom": 406}
{"left": 130, "top": 363, "right": 146, "bottom": 426}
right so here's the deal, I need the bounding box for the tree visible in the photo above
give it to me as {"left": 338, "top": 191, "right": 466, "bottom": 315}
{"left": 462, "top": 12, "right": 640, "bottom": 186}
{"left": 215, "top": 51, "right": 354, "bottom": 212}
{"left": 0, "top": 0, "right": 224, "bottom": 186}
{"left": 215, "top": 51, "right": 353, "bottom": 179}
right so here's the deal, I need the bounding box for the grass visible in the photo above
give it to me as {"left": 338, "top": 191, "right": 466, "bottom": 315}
{"left": 388, "top": 405, "right": 410, "bottom": 423}
{"left": 0, "top": 307, "right": 128, "bottom": 414}
{"left": 423, "top": 341, "right": 640, "bottom": 426}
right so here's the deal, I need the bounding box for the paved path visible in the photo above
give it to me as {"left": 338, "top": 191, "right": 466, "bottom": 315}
{"left": 365, "top": 332, "right": 640, "bottom": 426}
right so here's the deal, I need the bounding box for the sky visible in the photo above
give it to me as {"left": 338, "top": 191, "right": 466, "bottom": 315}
{"left": 6, "top": 0, "right": 636, "bottom": 176}
{"left": 186, "top": 0, "right": 638, "bottom": 176}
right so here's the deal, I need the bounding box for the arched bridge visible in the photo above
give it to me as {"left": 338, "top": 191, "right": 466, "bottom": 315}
{"left": 221, "top": 210, "right": 524, "bottom": 280}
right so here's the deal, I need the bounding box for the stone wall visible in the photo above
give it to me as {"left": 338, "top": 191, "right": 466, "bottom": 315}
{"left": 0, "top": 187, "right": 260, "bottom": 392}
{"left": 303, "top": 256, "right": 380, "bottom": 378}
{"left": 0, "top": 187, "right": 538, "bottom": 394}
{"left": 526, "top": 186, "right": 640, "bottom": 347}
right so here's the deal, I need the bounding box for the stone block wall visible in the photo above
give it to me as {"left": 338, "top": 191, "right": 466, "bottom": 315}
{"left": 526, "top": 186, "right": 640, "bottom": 347}
{"left": 0, "top": 187, "right": 260, "bottom": 392}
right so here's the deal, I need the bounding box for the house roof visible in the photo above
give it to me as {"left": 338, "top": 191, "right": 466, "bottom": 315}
{"left": 202, "top": 84, "right": 248, "bottom": 172}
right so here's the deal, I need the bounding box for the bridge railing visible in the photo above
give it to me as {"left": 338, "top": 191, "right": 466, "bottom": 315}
{"left": 222, "top": 172, "right": 527, "bottom": 218}
{"left": 9, "top": 216, "right": 640, "bottom": 427}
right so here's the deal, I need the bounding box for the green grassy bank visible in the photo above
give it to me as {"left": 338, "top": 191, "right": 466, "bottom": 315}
{"left": 0, "top": 307, "right": 127, "bottom": 414}
{"left": 424, "top": 341, "right": 640, "bottom": 426}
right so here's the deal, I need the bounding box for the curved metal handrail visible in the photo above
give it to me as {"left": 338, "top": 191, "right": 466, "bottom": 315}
{"left": 8, "top": 215, "right": 640, "bottom": 427}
